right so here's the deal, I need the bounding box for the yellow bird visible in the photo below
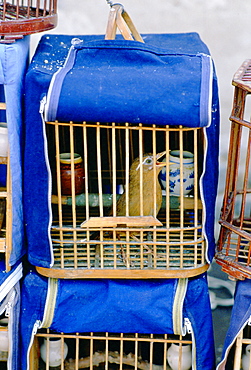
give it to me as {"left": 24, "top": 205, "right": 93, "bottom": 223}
{"left": 116, "top": 151, "right": 166, "bottom": 217}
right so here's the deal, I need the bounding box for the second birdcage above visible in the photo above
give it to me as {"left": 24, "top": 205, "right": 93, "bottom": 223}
{"left": 0, "top": 0, "right": 57, "bottom": 42}
{"left": 24, "top": 32, "right": 220, "bottom": 279}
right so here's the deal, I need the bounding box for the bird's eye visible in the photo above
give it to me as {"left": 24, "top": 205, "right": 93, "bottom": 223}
{"left": 144, "top": 158, "right": 153, "bottom": 165}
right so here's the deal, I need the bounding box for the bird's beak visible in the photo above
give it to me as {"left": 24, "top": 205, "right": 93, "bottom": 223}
{"left": 156, "top": 151, "right": 167, "bottom": 166}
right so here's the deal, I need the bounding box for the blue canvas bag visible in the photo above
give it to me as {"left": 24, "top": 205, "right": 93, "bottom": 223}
{"left": 20, "top": 271, "right": 215, "bottom": 370}
{"left": 0, "top": 37, "right": 29, "bottom": 266}
{"left": 23, "top": 32, "right": 220, "bottom": 268}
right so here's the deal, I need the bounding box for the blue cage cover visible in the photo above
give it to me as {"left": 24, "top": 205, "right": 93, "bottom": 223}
{"left": 23, "top": 32, "right": 220, "bottom": 267}
{"left": 0, "top": 37, "right": 29, "bottom": 266}
{"left": 20, "top": 271, "right": 215, "bottom": 370}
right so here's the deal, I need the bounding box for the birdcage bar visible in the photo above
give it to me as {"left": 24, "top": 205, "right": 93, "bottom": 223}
{"left": 138, "top": 124, "right": 143, "bottom": 217}
{"left": 30, "top": 329, "right": 192, "bottom": 370}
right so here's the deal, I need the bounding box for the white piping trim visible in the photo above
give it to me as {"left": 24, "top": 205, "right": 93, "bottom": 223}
{"left": 0, "top": 263, "right": 22, "bottom": 302}
{"left": 40, "top": 96, "right": 54, "bottom": 267}
{"left": 207, "top": 56, "right": 213, "bottom": 129}
{"left": 200, "top": 126, "right": 210, "bottom": 263}
{"left": 43, "top": 44, "right": 75, "bottom": 122}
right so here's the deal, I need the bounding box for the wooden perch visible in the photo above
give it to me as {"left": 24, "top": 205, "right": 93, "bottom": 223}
{"left": 64, "top": 351, "right": 169, "bottom": 370}
{"left": 80, "top": 216, "right": 163, "bottom": 228}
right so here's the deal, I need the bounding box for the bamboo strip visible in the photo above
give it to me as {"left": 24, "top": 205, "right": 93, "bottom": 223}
{"left": 69, "top": 123, "right": 78, "bottom": 268}
{"left": 83, "top": 123, "right": 91, "bottom": 268}
{"left": 47, "top": 120, "right": 200, "bottom": 133}
{"left": 194, "top": 129, "right": 199, "bottom": 263}
{"left": 120, "top": 333, "right": 124, "bottom": 370}
{"left": 112, "top": 122, "right": 117, "bottom": 216}
{"left": 55, "top": 122, "right": 64, "bottom": 268}
{"left": 139, "top": 123, "right": 143, "bottom": 217}
{"left": 125, "top": 122, "right": 130, "bottom": 216}
{"left": 35, "top": 331, "right": 192, "bottom": 344}
{"left": 233, "top": 330, "right": 243, "bottom": 370}
{"left": 96, "top": 123, "right": 103, "bottom": 216}
{"left": 179, "top": 127, "right": 184, "bottom": 268}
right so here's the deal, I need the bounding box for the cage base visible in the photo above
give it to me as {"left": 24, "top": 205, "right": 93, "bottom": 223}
{"left": 35, "top": 263, "right": 209, "bottom": 279}
{"left": 0, "top": 14, "right": 57, "bottom": 37}
{"left": 215, "top": 254, "right": 251, "bottom": 280}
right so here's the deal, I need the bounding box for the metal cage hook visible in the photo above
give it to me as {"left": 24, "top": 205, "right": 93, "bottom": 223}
{"left": 105, "top": 1, "right": 124, "bottom": 10}
{"left": 106, "top": 0, "right": 114, "bottom": 7}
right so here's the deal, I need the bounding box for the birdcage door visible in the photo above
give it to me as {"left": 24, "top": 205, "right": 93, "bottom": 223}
{"left": 34, "top": 120, "right": 209, "bottom": 278}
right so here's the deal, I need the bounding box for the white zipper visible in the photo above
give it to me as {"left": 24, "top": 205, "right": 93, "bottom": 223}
{"left": 39, "top": 95, "right": 47, "bottom": 114}
{"left": 26, "top": 278, "right": 58, "bottom": 369}
{"left": 6, "top": 290, "right": 16, "bottom": 370}
{"left": 173, "top": 278, "right": 188, "bottom": 335}
{"left": 0, "top": 289, "right": 15, "bottom": 317}
{"left": 4, "top": 291, "right": 15, "bottom": 317}
{"left": 40, "top": 96, "right": 54, "bottom": 268}
{"left": 32, "top": 320, "right": 42, "bottom": 335}
{"left": 184, "top": 317, "right": 196, "bottom": 370}
{"left": 0, "top": 263, "right": 22, "bottom": 302}
{"left": 41, "top": 278, "right": 58, "bottom": 328}
{"left": 184, "top": 317, "right": 192, "bottom": 334}
{"left": 26, "top": 320, "right": 42, "bottom": 370}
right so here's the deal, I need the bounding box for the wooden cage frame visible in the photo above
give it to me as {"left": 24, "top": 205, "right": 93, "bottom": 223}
{"left": 0, "top": 0, "right": 57, "bottom": 41}
{"left": 35, "top": 120, "right": 210, "bottom": 279}
{"left": 216, "top": 59, "right": 251, "bottom": 280}
{"left": 29, "top": 329, "right": 193, "bottom": 370}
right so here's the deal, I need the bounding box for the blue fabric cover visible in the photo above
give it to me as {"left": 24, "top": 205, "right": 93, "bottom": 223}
{"left": 0, "top": 37, "right": 29, "bottom": 265}
{"left": 20, "top": 271, "right": 215, "bottom": 370}
{"left": 23, "top": 33, "right": 220, "bottom": 267}
{"left": 44, "top": 34, "right": 212, "bottom": 127}
{"left": 217, "top": 279, "right": 251, "bottom": 370}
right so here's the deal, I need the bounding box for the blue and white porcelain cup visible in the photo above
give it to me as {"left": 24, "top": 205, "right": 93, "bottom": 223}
{"left": 159, "top": 150, "right": 194, "bottom": 196}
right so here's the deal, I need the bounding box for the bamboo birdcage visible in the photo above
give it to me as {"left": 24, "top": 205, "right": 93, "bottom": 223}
{"left": 216, "top": 59, "right": 251, "bottom": 280}
{"left": 0, "top": 0, "right": 57, "bottom": 42}
{"left": 35, "top": 120, "right": 209, "bottom": 279}
{"left": 30, "top": 329, "right": 193, "bottom": 370}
